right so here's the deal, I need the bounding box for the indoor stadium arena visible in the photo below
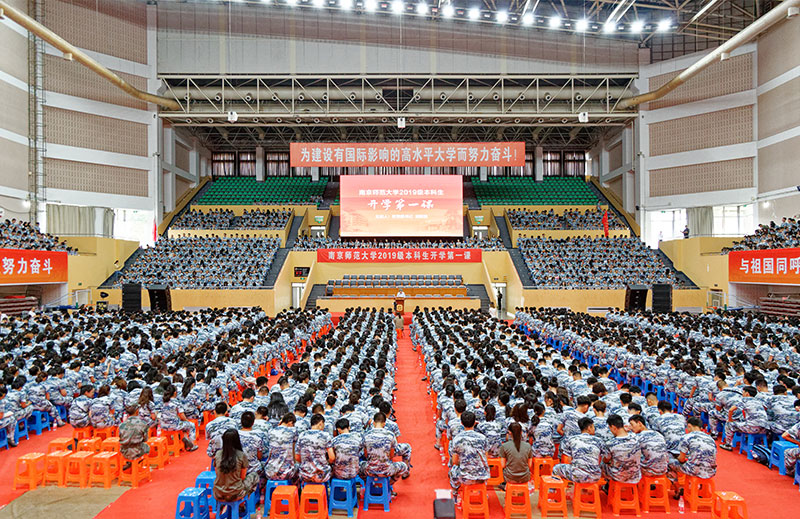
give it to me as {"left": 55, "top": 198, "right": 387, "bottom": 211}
{"left": 1, "top": 0, "right": 800, "bottom": 517}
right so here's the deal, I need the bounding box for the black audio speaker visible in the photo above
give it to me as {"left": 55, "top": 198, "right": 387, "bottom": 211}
{"left": 652, "top": 283, "right": 673, "bottom": 313}
{"left": 121, "top": 283, "right": 142, "bottom": 313}
{"left": 625, "top": 284, "right": 648, "bottom": 313}
{"left": 147, "top": 285, "right": 172, "bottom": 313}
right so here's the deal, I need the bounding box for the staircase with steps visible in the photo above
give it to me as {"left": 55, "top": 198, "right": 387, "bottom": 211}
{"left": 319, "top": 181, "right": 339, "bottom": 209}
{"left": 304, "top": 284, "right": 328, "bottom": 309}
{"left": 328, "top": 216, "right": 340, "bottom": 239}
{"left": 463, "top": 178, "right": 480, "bottom": 209}
{"left": 466, "top": 284, "right": 491, "bottom": 312}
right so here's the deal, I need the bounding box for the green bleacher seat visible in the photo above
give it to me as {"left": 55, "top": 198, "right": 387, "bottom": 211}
{"left": 471, "top": 176, "right": 598, "bottom": 206}
{"left": 195, "top": 176, "right": 328, "bottom": 206}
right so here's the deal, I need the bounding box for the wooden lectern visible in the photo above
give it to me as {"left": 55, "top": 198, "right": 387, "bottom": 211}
{"left": 394, "top": 297, "right": 405, "bottom": 316}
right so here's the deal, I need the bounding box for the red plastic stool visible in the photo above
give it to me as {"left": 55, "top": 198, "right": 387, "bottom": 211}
{"left": 13, "top": 452, "right": 46, "bottom": 490}
{"left": 299, "top": 484, "right": 328, "bottom": 519}
{"left": 638, "top": 475, "right": 670, "bottom": 513}
{"left": 162, "top": 430, "right": 185, "bottom": 457}
{"left": 462, "top": 483, "right": 489, "bottom": 519}
{"left": 89, "top": 451, "right": 120, "bottom": 489}
{"left": 48, "top": 437, "right": 74, "bottom": 453}
{"left": 503, "top": 483, "right": 532, "bottom": 519}
{"left": 64, "top": 451, "right": 95, "bottom": 488}
{"left": 608, "top": 481, "right": 640, "bottom": 516}
{"left": 119, "top": 456, "right": 151, "bottom": 488}
{"left": 44, "top": 450, "right": 72, "bottom": 487}
{"left": 573, "top": 481, "right": 602, "bottom": 518}
{"left": 487, "top": 458, "right": 505, "bottom": 487}
{"left": 270, "top": 484, "right": 299, "bottom": 518}
{"left": 537, "top": 476, "right": 568, "bottom": 518}
{"left": 531, "top": 457, "right": 557, "bottom": 489}
{"left": 711, "top": 491, "right": 748, "bottom": 519}
{"left": 146, "top": 437, "right": 170, "bottom": 469}
{"left": 684, "top": 475, "right": 715, "bottom": 512}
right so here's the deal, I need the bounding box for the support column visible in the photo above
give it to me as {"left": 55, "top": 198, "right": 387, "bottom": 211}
{"left": 479, "top": 167, "right": 488, "bottom": 182}
{"left": 256, "top": 147, "right": 265, "bottom": 181}
{"left": 534, "top": 147, "right": 543, "bottom": 182}
{"left": 190, "top": 149, "right": 200, "bottom": 186}
{"left": 311, "top": 167, "right": 319, "bottom": 181}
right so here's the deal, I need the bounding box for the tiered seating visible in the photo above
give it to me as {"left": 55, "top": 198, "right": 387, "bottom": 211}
{"left": 0, "top": 219, "right": 77, "bottom": 253}
{"left": 759, "top": 294, "right": 800, "bottom": 317}
{"left": 326, "top": 274, "right": 467, "bottom": 297}
{"left": 471, "top": 177, "right": 598, "bottom": 206}
{"left": 195, "top": 176, "right": 328, "bottom": 205}
{"left": 0, "top": 296, "right": 39, "bottom": 316}
{"left": 724, "top": 218, "right": 800, "bottom": 251}
{"left": 507, "top": 207, "right": 625, "bottom": 230}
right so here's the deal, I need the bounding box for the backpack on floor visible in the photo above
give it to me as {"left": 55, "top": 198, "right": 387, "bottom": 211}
{"left": 751, "top": 444, "right": 771, "bottom": 466}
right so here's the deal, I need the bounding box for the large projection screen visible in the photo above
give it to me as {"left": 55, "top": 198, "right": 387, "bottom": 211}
{"left": 340, "top": 175, "right": 463, "bottom": 238}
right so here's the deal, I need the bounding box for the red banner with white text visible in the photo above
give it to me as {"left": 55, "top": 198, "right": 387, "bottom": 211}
{"left": 290, "top": 142, "right": 525, "bottom": 167}
{"left": 0, "top": 248, "right": 68, "bottom": 285}
{"left": 728, "top": 247, "right": 800, "bottom": 285}
{"left": 317, "top": 248, "right": 482, "bottom": 263}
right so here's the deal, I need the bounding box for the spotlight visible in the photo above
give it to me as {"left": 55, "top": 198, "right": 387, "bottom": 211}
{"left": 658, "top": 18, "right": 671, "bottom": 31}
{"left": 313, "top": 0, "right": 324, "bottom": 7}
{"left": 630, "top": 20, "right": 644, "bottom": 33}
{"left": 575, "top": 18, "right": 588, "bottom": 32}
{"left": 522, "top": 12, "right": 534, "bottom": 25}
{"left": 286, "top": 0, "right": 297, "bottom": 5}
{"left": 364, "top": 0, "right": 377, "bottom": 11}
{"left": 416, "top": 1, "right": 427, "bottom": 14}
{"left": 603, "top": 22, "right": 616, "bottom": 33}
{"left": 496, "top": 11, "right": 508, "bottom": 23}
{"left": 468, "top": 7, "right": 479, "bottom": 20}
{"left": 340, "top": 0, "right": 352, "bottom": 9}
{"left": 441, "top": 4, "right": 454, "bottom": 17}
{"left": 548, "top": 16, "right": 561, "bottom": 28}
{"left": 392, "top": 0, "right": 404, "bottom": 14}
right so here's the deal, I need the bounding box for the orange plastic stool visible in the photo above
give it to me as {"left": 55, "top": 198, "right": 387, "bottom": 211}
{"left": 711, "top": 491, "right": 748, "bottom": 519}
{"left": 93, "top": 426, "right": 118, "bottom": 440}
{"left": 573, "top": 481, "right": 602, "bottom": 518}
{"left": 48, "top": 437, "right": 74, "bottom": 453}
{"left": 73, "top": 426, "right": 93, "bottom": 442}
{"left": 608, "top": 481, "right": 640, "bottom": 516}
{"left": 188, "top": 419, "right": 201, "bottom": 439}
{"left": 299, "top": 484, "right": 328, "bottom": 519}
{"left": 684, "top": 476, "right": 715, "bottom": 512}
{"left": 146, "top": 437, "right": 170, "bottom": 469}
{"left": 461, "top": 483, "right": 489, "bottom": 519}
{"left": 14, "top": 453, "right": 46, "bottom": 490}
{"left": 270, "top": 484, "right": 300, "bottom": 518}
{"left": 487, "top": 458, "right": 505, "bottom": 487}
{"left": 101, "top": 437, "right": 120, "bottom": 453}
{"left": 537, "top": 476, "right": 568, "bottom": 518}
{"left": 78, "top": 437, "right": 102, "bottom": 453}
{"left": 531, "top": 457, "right": 557, "bottom": 489}
{"left": 504, "top": 483, "right": 532, "bottom": 519}
{"left": 64, "top": 451, "right": 95, "bottom": 488}
{"left": 44, "top": 450, "right": 72, "bottom": 487}
{"left": 89, "top": 451, "right": 120, "bottom": 489}
{"left": 119, "top": 456, "right": 151, "bottom": 488}
{"left": 162, "top": 430, "right": 185, "bottom": 457}
{"left": 638, "top": 475, "right": 670, "bottom": 513}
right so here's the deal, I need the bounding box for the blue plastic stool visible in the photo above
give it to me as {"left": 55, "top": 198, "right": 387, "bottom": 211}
{"left": 264, "top": 480, "right": 291, "bottom": 514}
{"left": 0, "top": 428, "right": 8, "bottom": 450}
{"left": 195, "top": 471, "right": 217, "bottom": 512}
{"left": 769, "top": 440, "right": 796, "bottom": 476}
{"left": 175, "top": 487, "right": 211, "bottom": 519}
{"left": 14, "top": 418, "right": 29, "bottom": 443}
{"left": 27, "top": 411, "right": 52, "bottom": 435}
{"left": 363, "top": 476, "right": 392, "bottom": 512}
{"left": 329, "top": 478, "right": 359, "bottom": 517}
{"left": 794, "top": 467, "right": 800, "bottom": 487}
{"left": 738, "top": 432, "right": 768, "bottom": 459}
{"left": 55, "top": 405, "right": 68, "bottom": 422}
{"left": 215, "top": 496, "right": 250, "bottom": 519}
{"left": 655, "top": 386, "right": 666, "bottom": 401}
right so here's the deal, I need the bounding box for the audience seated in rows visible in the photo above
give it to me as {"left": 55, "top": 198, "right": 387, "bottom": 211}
{"left": 507, "top": 208, "right": 626, "bottom": 231}
{"left": 518, "top": 236, "right": 686, "bottom": 288}
{"left": 115, "top": 236, "right": 280, "bottom": 289}
{"left": 172, "top": 208, "right": 291, "bottom": 230}
{"left": 724, "top": 218, "right": 800, "bottom": 251}
{"left": 0, "top": 218, "right": 77, "bottom": 254}
{"left": 172, "top": 209, "right": 235, "bottom": 230}
{"left": 293, "top": 236, "right": 505, "bottom": 251}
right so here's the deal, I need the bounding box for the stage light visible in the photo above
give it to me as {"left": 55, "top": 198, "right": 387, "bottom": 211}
{"left": 392, "top": 0, "right": 404, "bottom": 13}
{"left": 575, "top": 18, "right": 588, "bottom": 31}
{"left": 496, "top": 10, "right": 508, "bottom": 23}
{"left": 286, "top": 0, "right": 297, "bottom": 6}
{"left": 364, "top": 0, "right": 377, "bottom": 11}
{"left": 630, "top": 20, "right": 644, "bottom": 33}
{"left": 522, "top": 12, "right": 534, "bottom": 25}
{"left": 603, "top": 21, "right": 616, "bottom": 33}
{"left": 416, "top": 1, "right": 427, "bottom": 14}
{"left": 313, "top": 0, "right": 325, "bottom": 7}
{"left": 340, "top": 0, "right": 352, "bottom": 9}
{"left": 548, "top": 15, "right": 560, "bottom": 28}
{"left": 441, "top": 4, "right": 454, "bottom": 17}
{"left": 468, "top": 7, "right": 480, "bottom": 20}
{"left": 658, "top": 18, "right": 671, "bottom": 31}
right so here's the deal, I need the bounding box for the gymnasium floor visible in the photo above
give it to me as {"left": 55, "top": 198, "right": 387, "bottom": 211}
{"left": 1, "top": 321, "right": 799, "bottom": 518}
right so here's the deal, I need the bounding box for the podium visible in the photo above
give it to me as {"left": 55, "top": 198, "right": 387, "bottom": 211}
{"left": 394, "top": 297, "right": 405, "bottom": 316}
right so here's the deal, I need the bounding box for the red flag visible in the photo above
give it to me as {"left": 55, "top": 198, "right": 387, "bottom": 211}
{"left": 153, "top": 220, "right": 158, "bottom": 242}
{"left": 602, "top": 210, "right": 609, "bottom": 237}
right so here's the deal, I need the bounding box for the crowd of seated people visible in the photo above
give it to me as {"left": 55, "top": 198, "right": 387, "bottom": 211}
{"left": 205, "top": 308, "right": 413, "bottom": 510}
{"left": 115, "top": 236, "right": 280, "bottom": 289}
{"left": 507, "top": 208, "right": 626, "bottom": 231}
{"left": 724, "top": 218, "right": 800, "bottom": 251}
{"left": 172, "top": 209, "right": 291, "bottom": 230}
{"left": 0, "top": 219, "right": 77, "bottom": 254}
{"left": 518, "top": 236, "right": 686, "bottom": 289}
{"left": 0, "top": 306, "right": 331, "bottom": 449}
{"left": 293, "top": 236, "right": 505, "bottom": 251}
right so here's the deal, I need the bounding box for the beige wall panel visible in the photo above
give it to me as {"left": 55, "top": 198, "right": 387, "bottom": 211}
{"left": 0, "top": 25, "right": 30, "bottom": 83}
{"left": 46, "top": 158, "right": 148, "bottom": 197}
{"left": 175, "top": 176, "right": 192, "bottom": 203}
{"left": 647, "top": 53, "right": 752, "bottom": 110}
{"left": 175, "top": 143, "right": 191, "bottom": 173}
{"left": 757, "top": 135, "right": 800, "bottom": 193}
{"left": 759, "top": 193, "right": 800, "bottom": 224}
{"left": 649, "top": 158, "right": 754, "bottom": 197}
{"left": 757, "top": 76, "right": 800, "bottom": 140}
{"left": 0, "top": 85, "right": 29, "bottom": 138}
{"left": 608, "top": 143, "right": 623, "bottom": 171}
{"left": 45, "top": 0, "right": 147, "bottom": 64}
{"left": 0, "top": 138, "right": 29, "bottom": 190}
{"left": 649, "top": 106, "right": 753, "bottom": 156}
{"left": 607, "top": 177, "right": 623, "bottom": 201}
{"left": 44, "top": 55, "right": 148, "bottom": 110}
{"left": 44, "top": 106, "right": 148, "bottom": 156}
{"left": 757, "top": 19, "right": 800, "bottom": 86}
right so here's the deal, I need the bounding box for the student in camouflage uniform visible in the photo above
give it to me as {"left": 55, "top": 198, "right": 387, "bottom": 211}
{"left": 7, "top": 378, "right": 33, "bottom": 423}
{"left": 29, "top": 371, "right": 64, "bottom": 426}
{"left": 206, "top": 402, "right": 236, "bottom": 458}
{"left": 230, "top": 388, "right": 259, "bottom": 423}
{"left": 601, "top": 414, "right": 642, "bottom": 484}
{"left": 265, "top": 412, "right": 299, "bottom": 481}
{"left": 238, "top": 411, "right": 266, "bottom": 473}
{"left": 89, "top": 385, "right": 116, "bottom": 429}
{"left": 363, "top": 412, "right": 410, "bottom": 483}
{"left": 557, "top": 396, "right": 591, "bottom": 439}
{"left": 652, "top": 400, "right": 687, "bottom": 454}
{"left": 332, "top": 418, "right": 364, "bottom": 480}
{"left": 119, "top": 405, "right": 150, "bottom": 462}
{"left": 552, "top": 417, "right": 603, "bottom": 483}
{"left": 668, "top": 417, "right": 717, "bottom": 492}
{"left": 628, "top": 415, "right": 668, "bottom": 476}
{"left": 159, "top": 384, "right": 198, "bottom": 452}
{"left": 709, "top": 380, "right": 742, "bottom": 436}
{"left": 448, "top": 411, "right": 489, "bottom": 498}
{"left": 0, "top": 386, "right": 18, "bottom": 446}
{"left": 721, "top": 386, "right": 768, "bottom": 450}
{"left": 296, "top": 414, "right": 334, "bottom": 483}
{"left": 69, "top": 385, "right": 94, "bottom": 428}
{"left": 780, "top": 419, "right": 800, "bottom": 477}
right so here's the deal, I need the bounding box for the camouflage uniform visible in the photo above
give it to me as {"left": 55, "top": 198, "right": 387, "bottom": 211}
{"left": 205, "top": 416, "right": 236, "bottom": 457}
{"left": 668, "top": 430, "right": 717, "bottom": 483}
{"left": 89, "top": 396, "right": 115, "bottom": 429}
{"left": 27, "top": 380, "right": 61, "bottom": 424}
{"left": 710, "top": 388, "right": 742, "bottom": 434}
{"left": 7, "top": 388, "right": 33, "bottom": 422}
{"left": 652, "top": 413, "right": 686, "bottom": 454}
{"left": 363, "top": 427, "right": 410, "bottom": 482}
{"left": 782, "top": 422, "right": 800, "bottom": 475}
{"left": 530, "top": 418, "right": 557, "bottom": 458}
{"left": 265, "top": 425, "right": 298, "bottom": 481}
{"left": 601, "top": 434, "right": 642, "bottom": 483}
{"left": 68, "top": 394, "right": 92, "bottom": 428}
{"left": 722, "top": 398, "right": 768, "bottom": 447}
{"left": 159, "top": 400, "right": 196, "bottom": 442}
{"left": 552, "top": 433, "right": 602, "bottom": 483}
{"left": 119, "top": 414, "right": 151, "bottom": 461}
{"left": 239, "top": 429, "right": 267, "bottom": 473}
{"left": 448, "top": 430, "right": 489, "bottom": 492}
{"left": 0, "top": 394, "right": 16, "bottom": 442}
{"left": 635, "top": 429, "right": 669, "bottom": 476}
{"left": 476, "top": 420, "right": 504, "bottom": 458}
{"left": 297, "top": 429, "right": 334, "bottom": 483}
{"left": 332, "top": 432, "right": 364, "bottom": 480}
{"left": 560, "top": 407, "right": 586, "bottom": 439}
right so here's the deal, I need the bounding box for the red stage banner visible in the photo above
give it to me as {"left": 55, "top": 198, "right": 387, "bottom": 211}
{"left": 728, "top": 247, "right": 800, "bottom": 285}
{"left": 317, "top": 248, "right": 482, "bottom": 263}
{"left": 290, "top": 142, "right": 525, "bottom": 167}
{"left": 0, "top": 248, "right": 68, "bottom": 285}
